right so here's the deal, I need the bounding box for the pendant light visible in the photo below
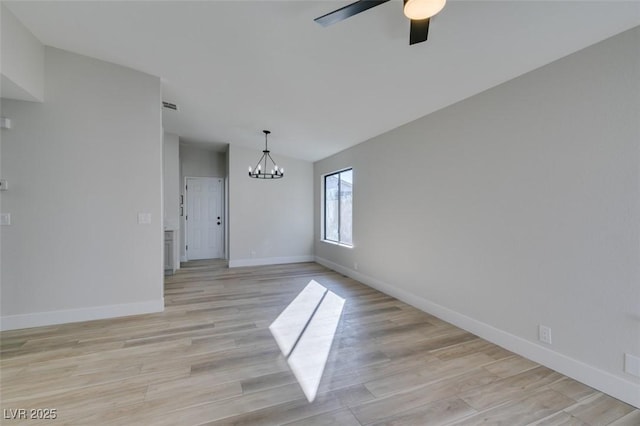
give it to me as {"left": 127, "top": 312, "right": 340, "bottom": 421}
{"left": 248, "top": 130, "right": 284, "bottom": 179}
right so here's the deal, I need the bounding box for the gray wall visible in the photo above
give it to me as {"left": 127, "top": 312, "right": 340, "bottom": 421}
{"left": 229, "top": 144, "right": 314, "bottom": 266}
{"left": 180, "top": 144, "right": 226, "bottom": 179}
{"left": 0, "top": 47, "right": 163, "bottom": 329}
{"left": 314, "top": 27, "right": 639, "bottom": 406}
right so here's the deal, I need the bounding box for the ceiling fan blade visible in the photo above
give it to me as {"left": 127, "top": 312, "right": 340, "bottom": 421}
{"left": 409, "top": 18, "right": 430, "bottom": 45}
{"left": 314, "top": 0, "right": 391, "bottom": 27}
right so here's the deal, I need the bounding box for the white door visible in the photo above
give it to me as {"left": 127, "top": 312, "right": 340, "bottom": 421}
{"left": 186, "top": 177, "right": 224, "bottom": 260}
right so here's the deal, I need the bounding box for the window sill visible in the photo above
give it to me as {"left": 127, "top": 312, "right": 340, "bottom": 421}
{"left": 321, "top": 240, "right": 353, "bottom": 249}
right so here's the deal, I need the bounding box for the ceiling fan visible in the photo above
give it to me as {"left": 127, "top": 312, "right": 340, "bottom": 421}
{"left": 314, "top": 0, "right": 446, "bottom": 45}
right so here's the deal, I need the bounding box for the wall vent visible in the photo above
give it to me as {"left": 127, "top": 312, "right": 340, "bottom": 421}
{"left": 162, "top": 101, "right": 178, "bottom": 111}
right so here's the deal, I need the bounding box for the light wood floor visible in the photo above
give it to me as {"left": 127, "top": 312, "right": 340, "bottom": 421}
{"left": 1, "top": 261, "right": 638, "bottom": 425}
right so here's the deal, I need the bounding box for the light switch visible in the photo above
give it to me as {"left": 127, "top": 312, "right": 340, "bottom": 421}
{"left": 0, "top": 179, "right": 7, "bottom": 191}
{"left": 0, "top": 213, "right": 10, "bottom": 226}
{"left": 137, "top": 212, "right": 151, "bottom": 224}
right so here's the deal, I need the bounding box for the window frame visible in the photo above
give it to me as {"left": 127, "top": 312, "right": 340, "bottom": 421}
{"left": 322, "top": 167, "right": 353, "bottom": 247}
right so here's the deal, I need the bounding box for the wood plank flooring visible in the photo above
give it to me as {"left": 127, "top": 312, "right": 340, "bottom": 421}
{"left": 1, "top": 260, "right": 637, "bottom": 425}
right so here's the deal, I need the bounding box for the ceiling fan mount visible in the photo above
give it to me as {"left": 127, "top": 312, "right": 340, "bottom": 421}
{"left": 314, "top": 0, "right": 447, "bottom": 45}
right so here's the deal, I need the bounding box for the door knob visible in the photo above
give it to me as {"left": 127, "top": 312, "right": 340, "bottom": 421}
{"left": 217, "top": 222, "right": 221, "bottom": 225}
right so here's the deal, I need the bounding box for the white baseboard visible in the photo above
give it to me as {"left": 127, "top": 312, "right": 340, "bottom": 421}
{"left": 0, "top": 299, "right": 165, "bottom": 331}
{"left": 229, "top": 255, "right": 314, "bottom": 268}
{"left": 315, "top": 256, "right": 640, "bottom": 409}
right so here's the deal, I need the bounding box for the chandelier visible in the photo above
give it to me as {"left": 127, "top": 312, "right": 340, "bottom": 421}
{"left": 248, "top": 130, "right": 284, "bottom": 179}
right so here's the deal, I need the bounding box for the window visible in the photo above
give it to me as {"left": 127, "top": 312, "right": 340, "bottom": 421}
{"left": 323, "top": 168, "right": 352, "bottom": 245}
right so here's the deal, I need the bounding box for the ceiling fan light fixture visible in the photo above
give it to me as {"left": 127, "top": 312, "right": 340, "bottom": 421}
{"left": 403, "top": 0, "right": 446, "bottom": 20}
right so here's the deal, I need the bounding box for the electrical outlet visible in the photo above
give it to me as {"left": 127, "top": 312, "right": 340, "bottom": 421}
{"left": 539, "top": 325, "right": 552, "bottom": 344}
{"left": 624, "top": 353, "right": 640, "bottom": 378}
{"left": 0, "top": 213, "right": 10, "bottom": 226}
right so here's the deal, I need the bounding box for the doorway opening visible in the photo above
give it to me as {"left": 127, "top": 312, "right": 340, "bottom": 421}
{"left": 184, "top": 177, "right": 225, "bottom": 260}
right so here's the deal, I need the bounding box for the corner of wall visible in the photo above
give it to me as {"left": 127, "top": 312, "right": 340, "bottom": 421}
{"left": 1, "top": 4, "right": 45, "bottom": 102}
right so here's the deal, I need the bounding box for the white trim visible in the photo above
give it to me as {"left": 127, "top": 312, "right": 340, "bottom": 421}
{"left": 229, "top": 255, "right": 314, "bottom": 268}
{"left": 315, "top": 256, "right": 640, "bottom": 409}
{"left": 320, "top": 167, "right": 354, "bottom": 245}
{"left": 0, "top": 299, "right": 164, "bottom": 331}
{"left": 224, "top": 174, "right": 230, "bottom": 261}
{"left": 320, "top": 239, "right": 354, "bottom": 249}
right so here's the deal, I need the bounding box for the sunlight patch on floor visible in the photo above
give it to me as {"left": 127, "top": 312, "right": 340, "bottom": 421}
{"left": 269, "top": 280, "right": 345, "bottom": 402}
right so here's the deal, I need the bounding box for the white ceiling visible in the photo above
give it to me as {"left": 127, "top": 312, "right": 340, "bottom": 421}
{"left": 6, "top": 1, "right": 640, "bottom": 161}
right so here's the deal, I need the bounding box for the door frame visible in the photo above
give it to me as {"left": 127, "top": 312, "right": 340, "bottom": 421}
{"left": 183, "top": 176, "right": 226, "bottom": 261}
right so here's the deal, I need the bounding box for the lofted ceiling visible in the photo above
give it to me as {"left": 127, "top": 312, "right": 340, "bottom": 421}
{"left": 5, "top": 1, "right": 640, "bottom": 161}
